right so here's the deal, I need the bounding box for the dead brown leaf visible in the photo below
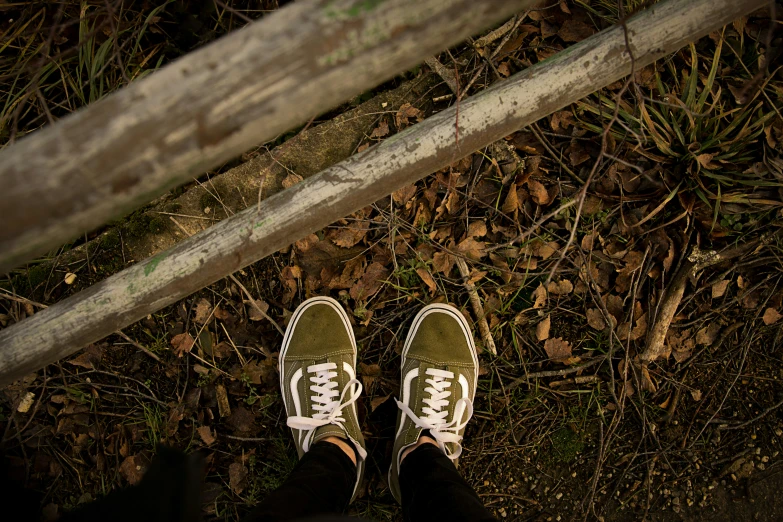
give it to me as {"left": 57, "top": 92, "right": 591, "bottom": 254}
{"left": 696, "top": 323, "right": 721, "bottom": 345}
{"left": 395, "top": 103, "right": 422, "bottom": 128}
{"left": 229, "top": 462, "right": 248, "bottom": 495}
{"left": 349, "top": 262, "right": 389, "bottom": 301}
{"left": 544, "top": 337, "right": 580, "bottom": 365}
{"left": 416, "top": 268, "right": 437, "bottom": 295}
{"left": 15, "top": 392, "right": 34, "bottom": 413}
{"left": 392, "top": 184, "right": 417, "bottom": 206}
{"left": 359, "top": 362, "right": 381, "bottom": 391}
{"left": 536, "top": 315, "right": 551, "bottom": 341}
{"left": 214, "top": 305, "right": 231, "bottom": 321}
{"left": 294, "top": 233, "right": 319, "bottom": 254}
{"left": 467, "top": 221, "right": 488, "bottom": 239}
{"left": 537, "top": 241, "right": 559, "bottom": 260}
{"left": 741, "top": 289, "right": 760, "bottom": 309}
{"left": 282, "top": 172, "right": 304, "bottom": 189}
{"left": 432, "top": 251, "right": 456, "bottom": 275}
{"left": 568, "top": 141, "right": 591, "bottom": 167}
{"left": 247, "top": 299, "right": 270, "bottom": 321}
{"left": 457, "top": 237, "right": 486, "bottom": 261}
{"left": 617, "top": 312, "right": 648, "bottom": 342}
{"left": 467, "top": 269, "right": 486, "bottom": 285}
{"left": 216, "top": 384, "right": 231, "bottom": 418}
{"left": 547, "top": 280, "right": 573, "bottom": 296}
{"left": 640, "top": 365, "right": 657, "bottom": 393}
{"left": 226, "top": 406, "right": 257, "bottom": 435}
{"left": 241, "top": 360, "right": 275, "bottom": 385}
{"left": 527, "top": 179, "right": 552, "bottom": 205}
{"left": 193, "top": 298, "right": 213, "bottom": 325}
{"left": 558, "top": 20, "right": 595, "bottom": 42}
{"left": 214, "top": 341, "right": 233, "bottom": 359}
{"left": 67, "top": 344, "right": 104, "bottom": 369}
{"left": 170, "top": 333, "right": 195, "bottom": 358}
{"left": 119, "top": 455, "right": 147, "bottom": 485}
{"left": 327, "top": 257, "right": 364, "bottom": 290}
{"left": 586, "top": 308, "right": 606, "bottom": 330}
{"left": 695, "top": 153, "right": 717, "bottom": 169}
{"left": 581, "top": 232, "right": 599, "bottom": 251}
{"left": 518, "top": 257, "right": 537, "bottom": 271}
{"left": 501, "top": 185, "right": 519, "bottom": 215}
{"left": 605, "top": 294, "right": 624, "bottom": 321}
{"left": 551, "top": 110, "right": 575, "bottom": 132}
{"left": 712, "top": 280, "right": 730, "bottom": 298}
{"left": 370, "top": 120, "right": 389, "bottom": 138}
{"left": 668, "top": 330, "right": 695, "bottom": 363}
{"left": 331, "top": 221, "right": 369, "bottom": 248}
{"left": 532, "top": 283, "right": 548, "bottom": 309}
{"left": 763, "top": 308, "right": 783, "bottom": 325}
{"left": 197, "top": 426, "right": 216, "bottom": 446}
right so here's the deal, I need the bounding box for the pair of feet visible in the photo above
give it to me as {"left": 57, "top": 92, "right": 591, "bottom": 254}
{"left": 278, "top": 297, "right": 478, "bottom": 503}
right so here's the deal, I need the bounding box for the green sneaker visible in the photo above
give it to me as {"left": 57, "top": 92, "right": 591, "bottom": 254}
{"left": 388, "top": 303, "right": 479, "bottom": 502}
{"left": 279, "top": 296, "right": 367, "bottom": 501}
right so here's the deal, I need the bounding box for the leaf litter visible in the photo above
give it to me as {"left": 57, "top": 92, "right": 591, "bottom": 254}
{"left": 2, "top": 3, "right": 783, "bottom": 521}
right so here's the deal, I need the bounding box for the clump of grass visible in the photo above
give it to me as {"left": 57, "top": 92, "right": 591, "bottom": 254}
{"left": 0, "top": 0, "right": 272, "bottom": 147}
{"left": 0, "top": 2, "right": 172, "bottom": 145}
{"left": 576, "top": 35, "right": 781, "bottom": 232}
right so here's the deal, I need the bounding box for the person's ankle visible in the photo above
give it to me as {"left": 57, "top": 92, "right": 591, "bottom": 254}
{"left": 322, "top": 436, "right": 358, "bottom": 466}
{"left": 400, "top": 434, "right": 437, "bottom": 463}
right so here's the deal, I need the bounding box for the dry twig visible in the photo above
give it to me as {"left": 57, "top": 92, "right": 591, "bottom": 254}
{"left": 456, "top": 257, "right": 497, "bottom": 355}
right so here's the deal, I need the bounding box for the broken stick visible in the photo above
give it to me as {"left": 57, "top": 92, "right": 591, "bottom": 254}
{"left": 456, "top": 256, "right": 497, "bottom": 355}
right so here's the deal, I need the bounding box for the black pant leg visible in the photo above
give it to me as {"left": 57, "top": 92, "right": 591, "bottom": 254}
{"left": 400, "top": 444, "right": 496, "bottom": 522}
{"left": 243, "top": 441, "right": 356, "bottom": 522}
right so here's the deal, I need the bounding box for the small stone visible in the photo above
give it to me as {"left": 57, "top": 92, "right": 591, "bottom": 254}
{"left": 556, "top": 492, "right": 563, "bottom": 500}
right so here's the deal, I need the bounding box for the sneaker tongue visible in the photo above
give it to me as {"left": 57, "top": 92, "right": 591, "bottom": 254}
{"left": 313, "top": 424, "right": 346, "bottom": 444}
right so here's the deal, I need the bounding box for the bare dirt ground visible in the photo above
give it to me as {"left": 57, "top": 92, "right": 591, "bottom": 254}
{"left": 2, "top": 1, "right": 783, "bottom": 521}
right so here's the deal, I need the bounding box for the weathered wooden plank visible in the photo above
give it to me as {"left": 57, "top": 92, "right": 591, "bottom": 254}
{"left": 0, "top": 0, "right": 535, "bottom": 274}
{"left": 0, "top": 0, "right": 766, "bottom": 385}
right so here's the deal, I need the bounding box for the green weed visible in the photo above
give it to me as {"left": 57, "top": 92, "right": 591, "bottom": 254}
{"left": 576, "top": 36, "right": 781, "bottom": 228}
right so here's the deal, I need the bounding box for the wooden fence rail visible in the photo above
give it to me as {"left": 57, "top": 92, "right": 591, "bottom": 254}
{"left": 0, "top": 0, "right": 766, "bottom": 385}
{"left": 0, "top": 0, "right": 535, "bottom": 274}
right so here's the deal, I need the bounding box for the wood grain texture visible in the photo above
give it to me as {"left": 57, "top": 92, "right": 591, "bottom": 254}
{"left": 0, "top": 0, "right": 766, "bottom": 385}
{"left": 0, "top": 0, "right": 535, "bottom": 274}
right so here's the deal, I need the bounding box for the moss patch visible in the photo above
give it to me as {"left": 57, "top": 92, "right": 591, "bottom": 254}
{"left": 550, "top": 428, "right": 585, "bottom": 464}
{"left": 199, "top": 191, "right": 218, "bottom": 210}
{"left": 100, "top": 229, "right": 121, "bottom": 250}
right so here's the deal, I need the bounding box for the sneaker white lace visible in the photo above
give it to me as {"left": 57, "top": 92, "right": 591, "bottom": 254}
{"left": 395, "top": 367, "right": 473, "bottom": 460}
{"left": 286, "top": 362, "right": 367, "bottom": 459}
